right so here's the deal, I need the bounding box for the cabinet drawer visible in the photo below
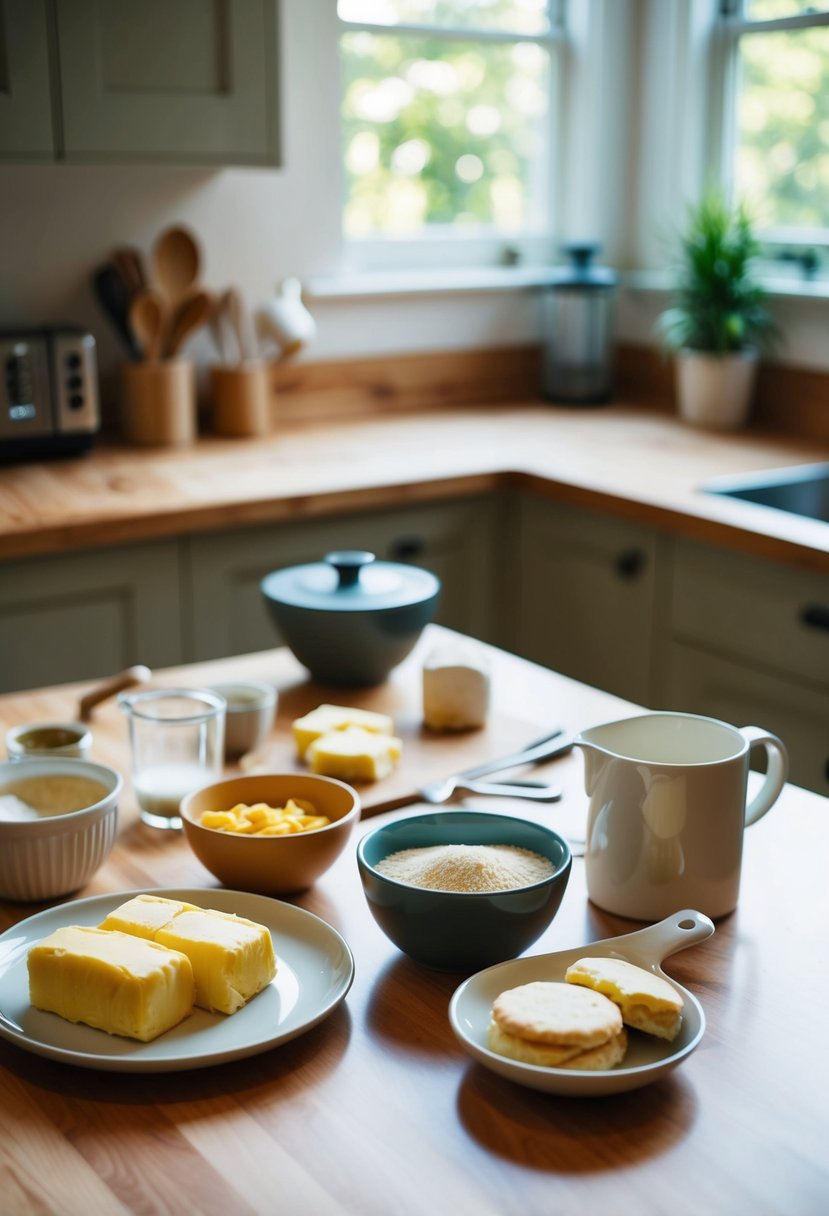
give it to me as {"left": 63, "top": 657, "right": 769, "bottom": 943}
{"left": 673, "top": 540, "right": 829, "bottom": 692}
{"left": 665, "top": 641, "right": 829, "bottom": 796}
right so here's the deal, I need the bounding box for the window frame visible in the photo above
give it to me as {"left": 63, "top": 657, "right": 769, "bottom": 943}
{"left": 710, "top": 0, "right": 829, "bottom": 255}
{"left": 336, "top": 0, "right": 568, "bottom": 272}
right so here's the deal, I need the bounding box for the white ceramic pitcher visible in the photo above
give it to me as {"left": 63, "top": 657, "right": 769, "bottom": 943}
{"left": 577, "top": 711, "right": 788, "bottom": 921}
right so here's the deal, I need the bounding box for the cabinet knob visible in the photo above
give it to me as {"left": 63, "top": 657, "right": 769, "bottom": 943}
{"left": 615, "top": 548, "right": 647, "bottom": 580}
{"left": 390, "top": 536, "right": 426, "bottom": 562}
{"left": 800, "top": 604, "right": 829, "bottom": 632}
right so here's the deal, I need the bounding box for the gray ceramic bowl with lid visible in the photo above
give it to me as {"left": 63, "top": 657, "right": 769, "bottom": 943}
{"left": 261, "top": 550, "right": 440, "bottom": 686}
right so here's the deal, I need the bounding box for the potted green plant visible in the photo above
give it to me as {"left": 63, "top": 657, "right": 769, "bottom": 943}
{"left": 658, "top": 192, "right": 776, "bottom": 430}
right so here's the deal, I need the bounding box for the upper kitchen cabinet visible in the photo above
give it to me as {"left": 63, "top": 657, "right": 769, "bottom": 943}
{"left": 0, "top": 2, "right": 55, "bottom": 158}
{"left": 0, "top": 0, "right": 280, "bottom": 165}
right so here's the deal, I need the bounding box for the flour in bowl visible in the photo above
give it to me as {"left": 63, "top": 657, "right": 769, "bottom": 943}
{"left": 375, "top": 843, "right": 554, "bottom": 892}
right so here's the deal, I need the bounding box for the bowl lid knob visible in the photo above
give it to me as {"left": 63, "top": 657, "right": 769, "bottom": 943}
{"left": 325, "top": 550, "right": 375, "bottom": 588}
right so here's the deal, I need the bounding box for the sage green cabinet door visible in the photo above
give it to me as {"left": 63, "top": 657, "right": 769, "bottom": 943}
{"left": 185, "top": 499, "right": 499, "bottom": 664}
{"left": 0, "top": 1, "right": 55, "bottom": 158}
{"left": 0, "top": 541, "right": 183, "bottom": 693}
{"left": 56, "top": 0, "right": 279, "bottom": 164}
{"left": 664, "top": 641, "right": 829, "bottom": 797}
{"left": 513, "top": 495, "right": 662, "bottom": 705}
{"left": 671, "top": 538, "right": 829, "bottom": 695}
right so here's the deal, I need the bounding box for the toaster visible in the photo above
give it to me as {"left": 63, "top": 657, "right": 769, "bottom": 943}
{"left": 0, "top": 326, "right": 100, "bottom": 462}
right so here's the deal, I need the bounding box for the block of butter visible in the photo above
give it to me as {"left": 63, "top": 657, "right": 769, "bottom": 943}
{"left": 292, "top": 704, "right": 395, "bottom": 760}
{"left": 100, "top": 894, "right": 277, "bottom": 1016}
{"left": 307, "top": 725, "right": 402, "bottom": 782}
{"left": 99, "top": 893, "right": 200, "bottom": 940}
{"left": 423, "top": 642, "right": 491, "bottom": 730}
{"left": 28, "top": 925, "right": 195, "bottom": 1042}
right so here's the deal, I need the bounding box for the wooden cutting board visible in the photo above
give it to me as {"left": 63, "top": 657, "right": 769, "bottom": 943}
{"left": 238, "top": 698, "right": 564, "bottom": 816}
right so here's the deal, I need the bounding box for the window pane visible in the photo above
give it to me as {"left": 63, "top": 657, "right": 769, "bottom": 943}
{"left": 744, "top": 2, "right": 829, "bottom": 19}
{"left": 341, "top": 31, "right": 552, "bottom": 236}
{"left": 338, "top": 1, "right": 551, "bottom": 36}
{"left": 734, "top": 27, "right": 829, "bottom": 228}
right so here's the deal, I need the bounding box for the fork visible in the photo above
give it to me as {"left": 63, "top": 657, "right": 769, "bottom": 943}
{"left": 416, "top": 728, "right": 573, "bottom": 806}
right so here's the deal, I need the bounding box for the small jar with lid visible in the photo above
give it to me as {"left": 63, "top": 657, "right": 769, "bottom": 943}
{"left": 541, "top": 243, "right": 618, "bottom": 405}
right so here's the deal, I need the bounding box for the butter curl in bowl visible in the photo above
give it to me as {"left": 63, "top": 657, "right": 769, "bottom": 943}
{"left": 181, "top": 772, "right": 359, "bottom": 895}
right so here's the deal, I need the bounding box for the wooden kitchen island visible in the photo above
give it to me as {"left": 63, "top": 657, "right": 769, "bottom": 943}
{"left": 0, "top": 628, "right": 826, "bottom": 1216}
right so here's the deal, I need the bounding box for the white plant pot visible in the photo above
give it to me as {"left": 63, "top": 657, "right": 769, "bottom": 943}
{"left": 675, "top": 349, "right": 759, "bottom": 431}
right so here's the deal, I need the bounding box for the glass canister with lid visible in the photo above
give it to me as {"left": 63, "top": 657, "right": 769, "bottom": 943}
{"left": 541, "top": 243, "right": 618, "bottom": 405}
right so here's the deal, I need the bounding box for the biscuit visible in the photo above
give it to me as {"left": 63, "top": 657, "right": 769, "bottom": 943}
{"left": 486, "top": 1020, "right": 584, "bottom": 1067}
{"left": 491, "top": 980, "right": 623, "bottom": 1049}
{"left": 487, "top": 1021, "right": 629, "bottom": 1071}
{"left": 565, "top": 957, "right": 683, "bottom": 1041}
{"left": 557, "top": 1028, "right": 629, "bottom": 1071}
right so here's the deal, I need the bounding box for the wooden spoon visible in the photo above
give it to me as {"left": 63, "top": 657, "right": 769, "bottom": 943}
{"left": 222, "top": 287, "right": 257, "bottom": 362}
{"left": 166, "top": 289, "right": 213, "bottom": 357}
{"left": 128, "top": 289, "right": 167, "bottom": 361}
{"left": 152, "top": 225, "right": 201, "bottom": 308}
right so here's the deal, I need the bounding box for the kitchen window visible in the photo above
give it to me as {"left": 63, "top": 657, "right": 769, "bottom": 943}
{"left": 336, "top": 0, "right": 564, "bottom": 271}
{"left": 714, "top": 0, "right": 829, "bottom": 276}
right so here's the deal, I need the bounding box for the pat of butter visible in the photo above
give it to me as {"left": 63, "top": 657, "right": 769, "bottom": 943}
{"left": 100, "top": 894, "right": 277, "bottom": 1016}
{"left": 28, "top": 925, "right": 194, "bottom": 1042}
{"left": 293, "top": 704, "right": 395, "bottom": 759}
{"left": 307, "top": 726, "right": 402, "bottom": 782}
{"left": 423, "top": 644, "right": 490, "bottom": 730}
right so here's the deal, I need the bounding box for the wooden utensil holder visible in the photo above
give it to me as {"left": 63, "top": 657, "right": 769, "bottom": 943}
{"left": 210, "top": 361, "right": 271, "bottom": 438}
{"left": 121, "top": 359, "right": 196, "bottom": 447}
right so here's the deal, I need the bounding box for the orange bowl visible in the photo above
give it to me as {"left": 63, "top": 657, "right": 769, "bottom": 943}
{"left": 181, "top": 772, "right": 360, "bottom": 895}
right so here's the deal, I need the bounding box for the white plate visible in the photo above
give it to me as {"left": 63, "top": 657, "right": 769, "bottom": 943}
{"left": 0, "top": 888, "right": 354, "bottom": 1072}
{"left": 449, "top": 909, "right": 714, "bottom": 1097}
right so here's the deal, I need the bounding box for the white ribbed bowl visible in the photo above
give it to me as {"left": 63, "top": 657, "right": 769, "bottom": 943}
{"left": 0, "top": 758, "right": 122, "bottom": 901}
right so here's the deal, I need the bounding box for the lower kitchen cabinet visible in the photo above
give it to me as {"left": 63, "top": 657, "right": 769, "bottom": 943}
{"left": 184, "top": 497, "right": 501, "bottom": 663}
{"left": 0, "top": 541, "right": 183, "bottom": 693}
{"left": 665, "top": 641, "right": 829, "bottom": 796}
{"left": 2, "top": 489, "right": 827, "bottom": 796}
{"left": 660, "top": 537, "right": 829, "bottom": 796}
{"left": 511, "top": 494, "right": 667, "bottom": 706}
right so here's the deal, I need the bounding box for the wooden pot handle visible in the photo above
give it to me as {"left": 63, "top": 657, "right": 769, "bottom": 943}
{"left": 78, "top": 665, "right": 152, "bottom": 721}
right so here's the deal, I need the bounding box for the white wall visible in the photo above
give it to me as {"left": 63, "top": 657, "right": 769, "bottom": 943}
{"left": 0, "top": 0, "right": 826, "bottom": 385}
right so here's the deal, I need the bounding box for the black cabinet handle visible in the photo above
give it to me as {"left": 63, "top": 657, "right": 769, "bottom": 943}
{"left": 389, "top": 535, "right": 426, "bottom": 562}
{"left": 800, "top": 604, "right": 829, "bottom": 632}
{"left": 615, "top": 548, "right": 647, "bottom": 580}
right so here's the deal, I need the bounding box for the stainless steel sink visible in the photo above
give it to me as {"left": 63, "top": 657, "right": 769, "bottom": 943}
{"left": 705, "top": 462, "right": 829, "bottom": 524}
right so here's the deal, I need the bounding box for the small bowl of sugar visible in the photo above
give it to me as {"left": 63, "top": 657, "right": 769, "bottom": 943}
{"left": 356, "top": 809, "right": 572, "bottom": 972}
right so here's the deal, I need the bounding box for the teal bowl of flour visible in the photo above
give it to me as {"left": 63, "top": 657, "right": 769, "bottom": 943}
{"left": 356, "top": 810, "right": 572, "bottom": 973}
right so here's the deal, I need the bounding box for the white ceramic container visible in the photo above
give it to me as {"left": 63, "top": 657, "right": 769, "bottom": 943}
{"left": 0, "top": 757, "right": 122, "bottom": 901}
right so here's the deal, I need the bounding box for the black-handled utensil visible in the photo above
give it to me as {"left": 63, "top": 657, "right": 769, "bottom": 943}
{"left": 92, "top": 263, "right": 142, "bottom": 359}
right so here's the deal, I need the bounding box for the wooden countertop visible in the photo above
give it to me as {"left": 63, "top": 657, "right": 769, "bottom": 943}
{"left": 1, "top": 398, "right": 828, "bottom": 571}
{"left": 0, "top": 627, "right": 826, "bottom": 1214}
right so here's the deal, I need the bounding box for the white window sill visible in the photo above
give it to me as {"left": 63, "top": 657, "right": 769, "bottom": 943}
{"left": 624, "top": 270, "right": 829, "bottom": 303}
{"left": 306, "top": 266, "right": 560, "bottom": 301}
{"left": 307, "top": 266, "right": 829, "bottom": 303}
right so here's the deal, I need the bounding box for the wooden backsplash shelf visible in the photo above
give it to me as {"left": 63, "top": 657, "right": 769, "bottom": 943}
{"left": 266, "top": 343, "right": 829, "bottom": 442}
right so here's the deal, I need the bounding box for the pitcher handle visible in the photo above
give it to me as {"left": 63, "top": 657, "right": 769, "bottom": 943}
{"left": 740, "top": 726, "right": 789, "bottom": 827}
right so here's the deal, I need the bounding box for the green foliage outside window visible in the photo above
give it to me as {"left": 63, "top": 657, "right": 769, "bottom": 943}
{"left": 340, "top": 28, "right": 551, "bottom": 237}
{"left": 736, "top": 26, "right": 829, "bottom": 231}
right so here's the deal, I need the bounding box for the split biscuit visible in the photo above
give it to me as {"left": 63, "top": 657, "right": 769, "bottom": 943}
{"left": 491, "top": 980, "right": 623, "bottom": 1050}
{"left": 565, "top": 957, "right": 684, "bottom": 1042}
